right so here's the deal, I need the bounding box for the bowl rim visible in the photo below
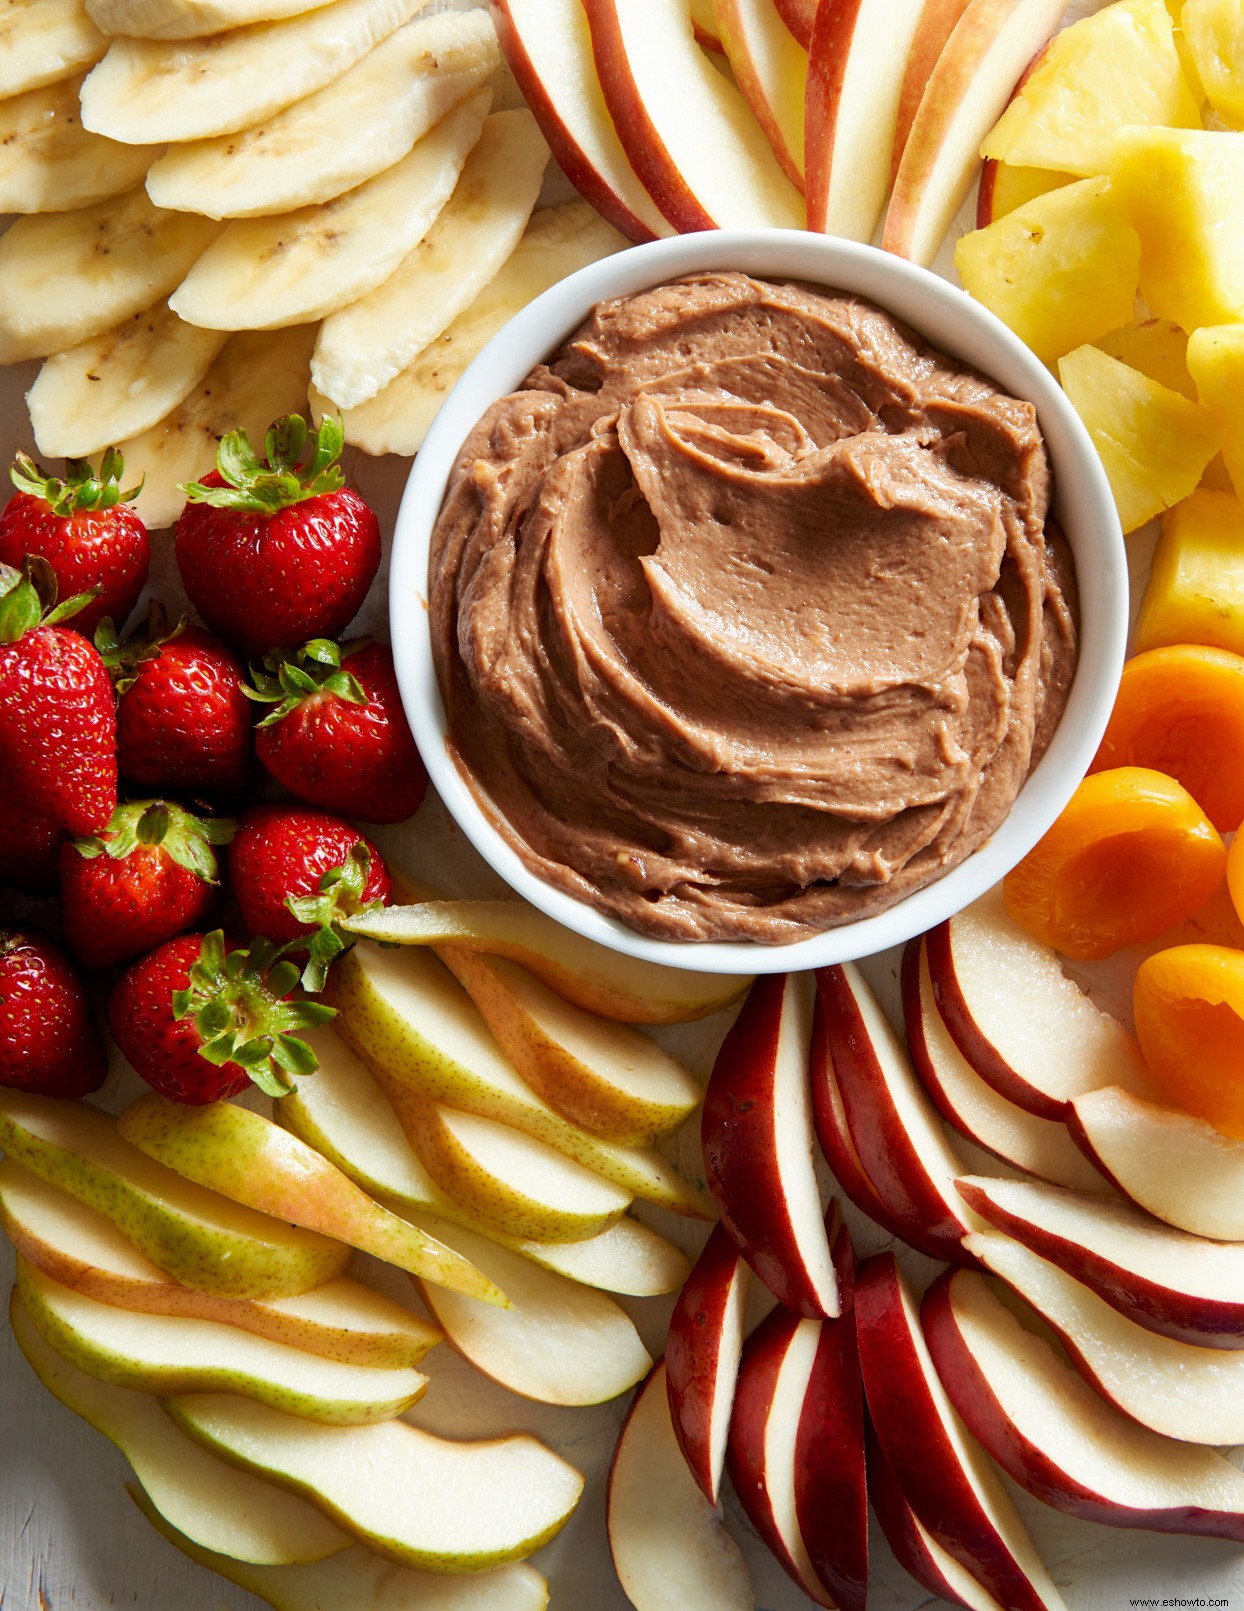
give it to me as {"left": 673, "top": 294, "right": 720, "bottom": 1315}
{"left": 389, "top": 226, "right": 1128, "bottom": 975}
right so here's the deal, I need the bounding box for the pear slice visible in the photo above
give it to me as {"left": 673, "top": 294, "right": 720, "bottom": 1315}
{"left": 346, "top": 900, "right": 750, "bottom": 1024}
{"left": 0, "top": 75, "right": 158, "bottom": 215}
{"left": 0, "top": 1090, "right": 348, "bottom": 1300}
{"left": 277, "top": 1037, "right": 691, "bottom": 1294}
{"left": 326, "top": 943, "right": 712, "bottom": 1218}
{"left": 10, "top": 1292, "right": 351, "bottom": 1565}
{"left": 19, "top": 1261, "right": 428, "bottom": 1425}
{"left": 0, "top": 0, "right": 107, "bottom": 100}
{"left": 130, "top": 1486, "right": 551, "bottom": 1610}
{"left": 441, "top": 948, "right": 702, "bottom": 1147}
{"left": 406, "top": 1103, "right": 632, "bottom": 1244}
{"left": 117, "top": 1094, "right": 506, "bottom": 1307}
{"left": 167, "top": 1394, "right": 585, "bottom": 1570}
{"left": 408, "top": 1216, "right": 652, "bottom": 1406}
{"left": 1, "top": 1161, "right": 442, "bottom": 1369}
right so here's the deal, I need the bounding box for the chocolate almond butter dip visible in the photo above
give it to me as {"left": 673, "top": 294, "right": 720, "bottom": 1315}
{"left": 429, "top": 272, "right": 1077, "bottom": 944}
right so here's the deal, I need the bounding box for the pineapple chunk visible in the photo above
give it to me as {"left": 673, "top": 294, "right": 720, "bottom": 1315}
{"left": 1058, "top": 344, "right": 1221, "bottom": 533}
{"left": 981, "top": 0, "right": 1200, "bottom": 177}
{"left": 1182, "top": 0, "right": 1244, "bottom": 126}
{"left": 977, "top": 161, "right": 1074, "bottom": 225}
{"left": 1097, "top": 318, "right": 1196, "bottom": 399}
{"left": 1187, "top": 324, "right": 1244, "bottom": 501}
{"left": 1135, "top": 488, "right": 1244, "bottom": 652}
{"left": 956, "top": 178, "right": 1140, "bottom": 366}
{"left": 1111, "top": 127, "right": 1244, "bottom": 329}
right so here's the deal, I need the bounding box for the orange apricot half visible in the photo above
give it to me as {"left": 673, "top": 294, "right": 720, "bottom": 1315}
{"left": 1091, "top": 644, "right": 1244, "bottom": 832}
{"left": 1003, "top": 767, "right": 1227, "bottom": 961}
{"left": 1134, "top": 944, "right": 1244, "bottom": 1140}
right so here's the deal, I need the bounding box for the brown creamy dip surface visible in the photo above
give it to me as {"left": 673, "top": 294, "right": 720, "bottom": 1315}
{"left": 429, "top": 272, "right": 1078, "bottom": 944}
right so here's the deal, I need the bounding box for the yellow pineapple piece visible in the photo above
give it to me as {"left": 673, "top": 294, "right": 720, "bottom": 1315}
{"left": 1187, "top": 324, "right": 1244, "bottom": 500}
{"left": 1111, "top": 127, "right": 1244, "bottom": 329}
{"left": 1182, "top": 0, "right": 1244, "bottom": 126}
{"left": 1058, "top": 344, "right": 1221, "bottom": 533}
{"left": 1135, "top": 488, "right": 1244, "bottom": 652}
{"left": 981, "top": 0, "right": 1201, "bottom": 177}
{"left": 1097, "top": 318, "right": 1196, "bottom": 399}
{"left": 1201, "top": 455, "right": 1237, "bottom": 492}
{"left": 956, "top": 178, "right": 1140, "bottom": 366}
{"left": 978, "top": 161, "right": 1075, "bottom": 225}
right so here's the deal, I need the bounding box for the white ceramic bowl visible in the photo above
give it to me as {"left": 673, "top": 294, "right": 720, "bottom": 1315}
{"left": 391, "top": 228, "right": 1127, "bottom": 975}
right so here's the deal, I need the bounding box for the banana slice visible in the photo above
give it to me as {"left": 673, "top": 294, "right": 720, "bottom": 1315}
{"left": 313, "top": 110, "right": 549, "bottom": 411}
{"left": 85, "top": 0, "right": 338, "bottom": 40}
{"left": 0, "top": 74, "right": 159, "bottom": 214}
{"left": 0, "top": 188, "right": 220, "bottom": 364}
{"left": 80, "top": 0, "right": 427, "bottom": 146}
{"left": 312, "top": 203, "right": 628, "bottom": 457}
{"left": 169, "top": 88, "right": 489, "bottom": 333}
{"left": 0, "top": 0, "right": 107, "bottom": 100}
{"left": 27, "top": 303, "right": 228, "bottom": 458}
{"left": 146, "top": 10, "right": 499, "bottom": 220}
{"left": 114, "top": 326, "right": 316, "bottom": 530}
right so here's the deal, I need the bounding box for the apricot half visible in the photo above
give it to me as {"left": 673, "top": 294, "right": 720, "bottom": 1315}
{"left": 1134, "top": 944, "right": 1244, "bottom": 1139}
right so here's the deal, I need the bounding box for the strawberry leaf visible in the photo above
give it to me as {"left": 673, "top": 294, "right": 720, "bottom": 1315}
{"left": 245, "top": 635, "right": 370, "bottom": 725}
{"left": 10, "top": 447, "right": 142, "bottom": 517}
{"left": 180, "top": 413, "right": 347, "bottom": 514}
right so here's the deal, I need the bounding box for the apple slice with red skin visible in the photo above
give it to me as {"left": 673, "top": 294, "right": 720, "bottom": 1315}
{"left": 665, "top": 1223, "right": 750, "bottom": 1506}
{"left": 773, "top": 0, "right": 815, "bottom": 47}
{"left": 856, "top": 1251, "right": 1068, "bottom": 1611}
{"left": 815, "top": 962, "right": 982, "bottom": 1264}
{"left": 689, "top": 0, "right": 723, "bottom": 51}
{"left": 489, "top": 0, "right": 669, "bottom": 243}
{"left": 903, "top": 939, "right": 1108, "bottom": 1192}
{"left": 583, "top": 0, "right": 804, "bottom": 232}
{"left": 891, "top": 0, "right": 973, "bottom": 184}
{"left": 804, "top": 0, "right": 932, "bottom": 240}
{"left": 923, "top": 887, "right": 1152, "bottom": 1120}
{"left": 714, "top": 0, "right": 808, "bottom": 191}
{"left": 1068, "top": 1086, "right": 1244, "bottom": 1242}
{"left": 702, "top": 973, "right": 839, "bottom": 1319}
{"left": 957, "top": 1173, "right": 1244, "bottom": 1348}
{"left": 923, "top": 1265, "right": 1244, "bottom": 1541}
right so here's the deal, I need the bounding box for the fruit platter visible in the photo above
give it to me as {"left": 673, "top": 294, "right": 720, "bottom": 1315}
{"left": 4, "top": 0, "right": 1244, "bottom": 1607}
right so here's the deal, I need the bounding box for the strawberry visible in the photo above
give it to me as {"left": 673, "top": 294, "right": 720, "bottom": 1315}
{"left": 98, "top": 603, "right": 253, "bottom": 798}
{"left": 59, "top": 800, "right": 236, "bottom": 972}
{"left": 0, "top": 797, "right": 67, "bottom": 895}
{"left": 175, "top": 415, "right": 380, "bottom": 659}
{"left": 0, "top": 558, "right": 118, "bottom": 836}
{"left": 0, "top": 448, "right": 149, "bottom": 637}
{"left": 0, "top": 929, "right": 108, "bottom": 1098}
{"left": 228, "top": 804, "right": 390, "bottom": 991}
{"left": 107, "top": 929, "right": 334, "bottom": 1105}
{"left": 248, "top": 638, "right": 428, "bottom": 824}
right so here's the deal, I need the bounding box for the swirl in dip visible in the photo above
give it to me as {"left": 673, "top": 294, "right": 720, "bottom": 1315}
{"left": 429, "top": 272, "right": 1078, "bottom": 944}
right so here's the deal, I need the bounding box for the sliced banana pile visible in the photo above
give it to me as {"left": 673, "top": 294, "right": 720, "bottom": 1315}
{"left": 0, "top": 0, "right": 628, "bottom": 526}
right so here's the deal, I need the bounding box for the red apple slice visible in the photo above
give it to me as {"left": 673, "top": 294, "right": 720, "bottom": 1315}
{"left": 583, "top": 0, "right": 805, "bottom": 231}
{"left": 903, "top": 939, "right": 1108, "bottom": 1191}
{"left": 805, "top": 0, "right": 931, "bottom": 240}
{"left": 924, "top": 887, "right": 1152, "bottom": 1120}
{"left": 957, "top": 1173, "right": 1244, "bottom": 1348}
{"left": 490, "top": 0, "right": 670, "bottom": 243}
{"left": 608, "top": 1361, "right": 753, "bottom": 1610}
{"left": 815, "top": 962, "right": 982, "bottom": 1264}
{"left": 856, "top": 1251, "right": 1067, "bottom": 1611}
{"left": 773, "top": 0, "right": 815, "bottom": 47}
{"left": 882, "top": 0, "right": 1067, "bottom": 266}
{"left": 1069, "top": 1086, "right": 1244, "bottom": 1242}
{"left": 702, "top": 973, "right": 839, "bottom": 1319}
{"left": 714, "top": 0, "right": 808, "bottom": 190}
{"left": 967, "top": 1231, "right": 1244, "bottom": 1446}
{"left": 665, "top": 1223, "right": 750, "bottom": 1505}
{"left": 689, "top": 0, "right": 724, "bottom": 51}
{"left": 924, "top": 1265, "right": 1244, "bottom": 1541}
{"left": 891, "top": 0, "right": 973, "bottom": 183}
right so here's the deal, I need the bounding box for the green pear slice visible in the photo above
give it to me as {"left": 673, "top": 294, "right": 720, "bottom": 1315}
{"left": 18, "top": 1261, "right": 428, "bottom": 1425}
{"left": 166, "top": 1394, "right": 585, "bottom": 1570}
{"left": 442, "top": 948, "right": 703, "bottom": 1146}
{"left": 408, "top": 1217, "right": 652, "bottom": 1406}
{"left": 116, "top": 1093, "right": 505, "bottom": 1307}
{"left": 346, "top": 899, "right": 751, "bottom": 1024}
{"left": 326, "top": 944, "right": 712, "bottom": 1218}
{"left": 277, "top": 1035, "right": 692, "bottom": 1294}
{"left": 0, "top": 1090, "right": 348, "bottom": 1300}
{"left": 407, "top": 1103, "right": 632, "bottom": 1244}
{"left": 10, "top": 1291, "right": 350, "bottom": 1565}
{"left": 130, "top": 1486, "right": 551, "bottom": 1610}
{"left": 1, "top": 1160, "right": 442, "bottom": 1369}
